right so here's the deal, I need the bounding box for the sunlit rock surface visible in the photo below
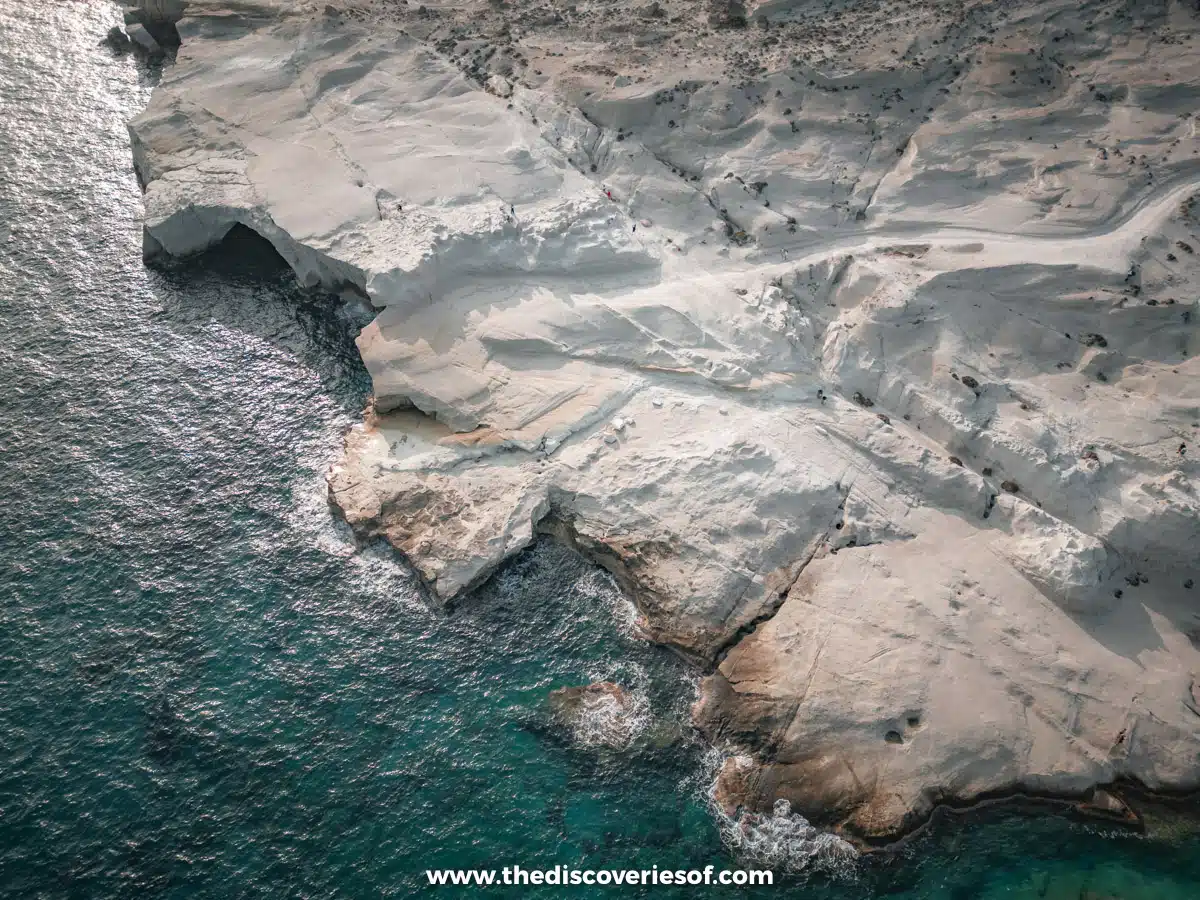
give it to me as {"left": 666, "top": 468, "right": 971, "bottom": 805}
{"left": 132, "top": 0, "right": 1200, "bottom": 843}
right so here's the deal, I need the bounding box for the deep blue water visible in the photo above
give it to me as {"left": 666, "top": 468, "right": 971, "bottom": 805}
{"left": 3, "top": 3, "right": 1200, "bottom": 898}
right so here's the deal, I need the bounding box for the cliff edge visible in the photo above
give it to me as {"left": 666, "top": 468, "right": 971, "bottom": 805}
{"left": 127, "top": 0, "right": 1200, "bottom": 845}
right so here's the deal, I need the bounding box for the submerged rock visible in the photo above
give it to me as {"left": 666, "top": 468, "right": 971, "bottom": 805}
{"left": 547, "top": 682, "right": 645, "bottom": 749}
{"left": 125, "top": 23, "right": 163, "bottom": 59}
{"left": 103, "top": 26, "right": 132, "bottom": 52}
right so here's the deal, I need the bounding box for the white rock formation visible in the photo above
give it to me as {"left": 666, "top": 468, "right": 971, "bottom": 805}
{"left": 130, "top": 0, "right": 1200, "bottom": 843}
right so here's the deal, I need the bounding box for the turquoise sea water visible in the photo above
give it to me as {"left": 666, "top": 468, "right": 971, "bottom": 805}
{"left": 3, "top": 3, "right": 1200, "bottom": 898}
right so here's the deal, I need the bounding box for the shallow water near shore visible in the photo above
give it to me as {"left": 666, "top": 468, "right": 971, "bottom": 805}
{"left": 2, "top": 3, "right": 1200, "bottom": 897}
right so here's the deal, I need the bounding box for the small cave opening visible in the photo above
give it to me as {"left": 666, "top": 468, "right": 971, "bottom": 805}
{"left": 143, "top": 220, "right": 372, "bottom": 409}
{"left": 193, "top": 223, "right": 292, "bottom": 280}
{"left": 144, "top": 222, "right": 293, "bottom": 281}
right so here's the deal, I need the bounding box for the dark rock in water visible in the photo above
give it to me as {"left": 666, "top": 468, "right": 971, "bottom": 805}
{"left": 547, "top": 681, "right": 641, "bottom": 748}
{"left": 640, "top": 720, "right": 687, "bottom": 750}
{"left": 1000, "top": 480, "right": 1020, "bottom": 493}
{"left": 104, "top": 25, "right": 132, "bottom": 52}
{"left": 1076, "top": 788, "right": 1138, "bottom": 825}
{"left": 126, "top": 1, "right": 184, "bottom": 48}
{"left": 131, "top": 0, "right": 188, "bottom": 24}
{"left": 126, "top": 22, "right": 164, "bottom": 59}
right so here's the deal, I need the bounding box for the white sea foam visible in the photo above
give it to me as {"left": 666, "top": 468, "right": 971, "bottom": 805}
{"left": 570, "top": 565, "right": 643, "bottom": 641}
{"left": 566, "top": 683, "right": 652, "bottom": 750}
{"left": 282, "top": 463, "right": 357, "bottom": 557}
{"left": 702, "top": 750, "right": 859, "bottom": 877}
{"left": 272, "top": 444, "right": 427, "bottom": 613}
{"left": 343, "top": 540, "right": 425, "bottom": 607}
{"left": 722, "top": 798, "right": 859, "bottom": 876}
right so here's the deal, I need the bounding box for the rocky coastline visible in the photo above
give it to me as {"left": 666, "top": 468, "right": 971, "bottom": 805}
{"left": 124, "top": 0, "right": 1200, "bottom": 848}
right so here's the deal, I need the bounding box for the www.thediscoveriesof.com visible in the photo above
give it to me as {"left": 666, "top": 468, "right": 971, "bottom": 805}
{"left": 427, "top": 865, "right": 773, "bottom": 887}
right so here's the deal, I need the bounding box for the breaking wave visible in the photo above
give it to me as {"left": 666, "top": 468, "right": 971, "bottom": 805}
{"left": 565, "top": 682, "right": 652, "bottom": 750}
{"left": 722, "top": 798, "right": 860, "bottom": 876}
{"left": 701, "top": 749, "right": 860, "bottom": 877}
{"left": 571, "top": 564, "right": 643, "bottom": 639}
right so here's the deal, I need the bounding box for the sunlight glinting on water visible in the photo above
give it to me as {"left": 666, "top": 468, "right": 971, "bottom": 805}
{"left": 2, "top": 4, "right": 1200, "bottom": 899}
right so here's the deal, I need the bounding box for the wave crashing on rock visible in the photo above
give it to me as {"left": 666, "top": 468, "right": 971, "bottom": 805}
{"left": 548, "top": 681, "right": 650, "bottom": 750}
{"left": 719, "top": 793, "right": 859, "bottom": 876}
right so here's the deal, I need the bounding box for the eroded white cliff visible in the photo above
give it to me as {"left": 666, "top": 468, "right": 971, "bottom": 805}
{"left": 129, "top": 0, "right": 1200, "bottom": 845}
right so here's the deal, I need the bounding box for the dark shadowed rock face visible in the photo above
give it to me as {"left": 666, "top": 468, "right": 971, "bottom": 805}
{"left": 706, "top": 0, "right": 746, "bottom": 28}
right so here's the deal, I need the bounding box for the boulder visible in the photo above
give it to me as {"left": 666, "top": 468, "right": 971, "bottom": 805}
{"left": 134, "top": 0, "right": 187, "bottom": 23}
{"left": 1077, "top": 788, "right": 1138, "bottom": 824}
{"left": 103, "top": 26, "right": 132, "bottom": 52}
{"left": 547, "top": 682, "right": 642, "bottom": 749}
{"left": 125, "top": 23, "right": 164, "bottom": 59}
